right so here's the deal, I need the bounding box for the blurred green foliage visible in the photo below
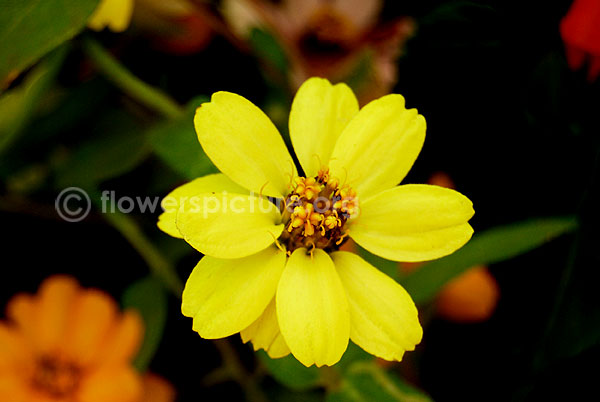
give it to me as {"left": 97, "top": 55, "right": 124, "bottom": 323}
{"left": 0, "top": 45, "right": 67, "bottom": 155}
{"left": 0, "top": 0, "right": 99, "bottom": 81}
{"left": 149, "top": 97, "right": 217, "bottom": 180}
{"left": 122, "top": 276, "right": 168, "bottom": 372}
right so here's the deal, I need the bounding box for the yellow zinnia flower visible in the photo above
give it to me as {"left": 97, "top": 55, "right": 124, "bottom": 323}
{"left": 88, "top": 0, "right": 135, "bottom": 32}
{"left": 158, "top": 77, "right": 475, "bottom": 367}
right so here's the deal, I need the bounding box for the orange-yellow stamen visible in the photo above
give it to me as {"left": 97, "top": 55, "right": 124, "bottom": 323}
{"left": 294, "top": 177, "right": 321, "bottom": 200}
{"left": 279, "top": 168, "right": 357, "bottom": 253}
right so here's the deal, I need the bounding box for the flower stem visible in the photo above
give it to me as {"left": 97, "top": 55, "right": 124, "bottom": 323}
{"left": 81, "top": 37, "right": 185, "bottom": 120}
{"left": 89, "top": 190, "right": 184, "bottom": 295}
{"left": 213, "top": 339, "right": 269, "bottom": 402}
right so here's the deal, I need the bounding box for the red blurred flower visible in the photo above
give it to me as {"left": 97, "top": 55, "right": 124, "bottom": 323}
{"left": 560, "top": 0, "right": 600, "bottom": 81}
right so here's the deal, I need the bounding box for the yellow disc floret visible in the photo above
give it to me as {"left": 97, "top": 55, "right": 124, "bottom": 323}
{"left": 279, "top": 168, "right": 357, "bottom": 254}
{"left": 294, "top": 177, "right": 322, "bottom": 200}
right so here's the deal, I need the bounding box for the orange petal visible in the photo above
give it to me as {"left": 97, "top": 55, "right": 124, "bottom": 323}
{"left": 95, "top": 310, "right": 144, "bottom": 367}
{"left": 436, "top": 266, "right": 500, "bottom": 322}
{"left": 77, "top": 366, "right": 143, "bottom": 402}
{"left": 61, "top": 289, "right": 118, "bottom": 367}
{"left": 0, "top": 372, "right": 32, "bottom": 402}
{"left": 5, "top": 293, "right": 40, "bottom": 351}
{"left": 35, "top": 275, "right": 80, "bottom": 355}
{"left": 0, "top": 324, "right": 34, "bottom": 373}
{"left": 141, "top": 373, "right": 176, "bottom": 402}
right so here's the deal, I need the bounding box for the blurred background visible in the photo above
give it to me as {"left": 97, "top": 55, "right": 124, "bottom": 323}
{"left": 1, "top": 0, "right": 599, "bottom": 401}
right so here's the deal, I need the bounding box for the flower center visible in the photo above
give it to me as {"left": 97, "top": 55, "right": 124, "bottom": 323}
{"left": 31, "top": 356, "right": 81, "bottom": 398}
{"left": 278, "top": 168, "right": 357, "bottom": 254}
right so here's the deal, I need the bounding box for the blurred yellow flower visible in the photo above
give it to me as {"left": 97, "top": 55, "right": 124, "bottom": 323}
{"left": 88, "top": 0, "right": 135, "bottom": 32}
{"left": 159, "top": 77, "right": 474, "bottom": 367}
{"left": 0, "top": 275, "right": 174, "bottom": 402}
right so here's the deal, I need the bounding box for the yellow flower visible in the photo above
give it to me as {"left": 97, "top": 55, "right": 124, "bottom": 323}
{"left": 158, "top": 77, "right": 475, "bottom": 367}
{"left": 0, "top": 276, "right": 143, "bottom": 401}
{"left": 88, "top": 0, "right": 135, "bottom": 32}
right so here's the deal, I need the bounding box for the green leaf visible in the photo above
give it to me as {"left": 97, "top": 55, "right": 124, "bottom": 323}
{"left": 402, "top": 216, "right": 579, "bottom": 304}
{"left": 0, "top": 0, "right": 99, "bottom": 82}
{"left": 336, "top": 342, "right": 373, "bottom": 374}
{"left": 249, "top": 27, "right": 289, "bottom": 74}
{"left": 327, "top": 362, "right": 433, "bottom": 402}
{"left": 0, "top": 45, "right": 67, "bottom": 155}
{"left": 122, "top": 276, "right": 168, "bottom": 372}
{"left": 54, "top": 111, "right": 151, "bottom": 188}
{"left": 258, "top": 351, "right": 321, "bottom": 390}
{"left": 148, "top": 97, "right": 217, "bottom": 180}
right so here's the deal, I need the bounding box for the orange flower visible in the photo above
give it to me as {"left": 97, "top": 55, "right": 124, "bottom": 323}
{"left": 141, "top": 373, "right": 176, "bottom": 402}
{"left": 0, "top": 276, "right": 146, "bottom": 402}
{"left": 435, "top": 266, "right": 499, "bottom": 323}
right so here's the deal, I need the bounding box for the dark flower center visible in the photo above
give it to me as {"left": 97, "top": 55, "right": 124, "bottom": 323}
{"left": 32, "top": 356, "right": 81, "bottom": 398}
{"left": 278, "top": 168, "right": 357, "bottom": 254}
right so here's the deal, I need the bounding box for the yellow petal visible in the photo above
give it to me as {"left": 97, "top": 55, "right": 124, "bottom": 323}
{"left": 332, "top": 251, "right": 422, "bottom": 361}
{"left": 329, "top": 94, "right": 426, "bottom": 199}
{"left": 88, "top": 0, "right": 134, "bottom": 32}
{"left": 350, "top": 184, "right": 474, "bottom": 262}
{"left": 276, "top": 249, "right": 350, "bottom": 367}
{"left": 289, "top": 77, "right": 359, "bottom": 177}
{"left": 158, "top": 173, "right": 247, "bottom": 238}
{"left": 176, "top": 192, "right": 283, "bottom": 258}
{"left": 182, "top": 247, "right": 287, "bottom": 339}
{"left": 194, "top": 92, "right": 297, "bottom": 198}
{"left": 241, "top": 298, "right": 290, "bottom": 359}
